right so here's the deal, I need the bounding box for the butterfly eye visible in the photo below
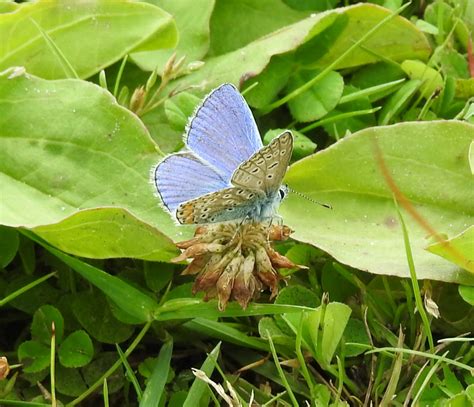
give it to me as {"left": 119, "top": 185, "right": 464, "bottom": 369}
{"left": 279, "top": 185, "right": 289, "bottom": 199}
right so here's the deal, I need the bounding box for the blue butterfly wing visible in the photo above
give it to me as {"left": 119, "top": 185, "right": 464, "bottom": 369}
{"left": 154, "top": 152, "right": 229, "bottom": 212}
{"left": 185, "top": 84, "right": 263, "bottom": 181}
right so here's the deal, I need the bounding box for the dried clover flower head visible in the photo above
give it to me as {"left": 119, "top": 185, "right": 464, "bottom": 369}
{"left": 172, "top": 222, "right": 303, "bottom": 310}
{"left": 0, "top": 356, "right": 10, "bottom": 380}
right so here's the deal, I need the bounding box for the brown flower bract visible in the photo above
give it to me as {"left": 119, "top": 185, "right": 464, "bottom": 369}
{"left": 172, "top": 223, "right": 302, "bottom": 310}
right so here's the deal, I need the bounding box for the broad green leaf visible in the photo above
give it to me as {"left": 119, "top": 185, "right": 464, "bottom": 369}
{"left": 469, "top": 141, "right": 474, "bottom": 174}
{"left": 58, "top": 330, "right": 94, "bottom": 368}
{"left": 183, "top": 342, "right": 221, "bottom": 407}
{"left": 286, "top": 69, "right": 344, "bottom": 122}
{"left": 171, "top": 9, "right": 338, "bottom": 90}
{"left": 275, "top": 286, "right": 320, "bottom": 308}
{"left": 401, "top": 60, "right": 444, "bottom": 98}
{"left": 0, "top": 70, "right": 182, "bottom": 258}
{"left": 244, "top": 54, "right": 294, "bottom": 109}
{"left": 264, "top": 128, "right": 317, "bottom": 161}
{"left": 283, "top": 0, "right": 339, "bottom": 12}
{"left": 55, "top": 365, "right": 88, "bottom": 397}
{"left": 18, "top": 340, "right": 50, "bottom": 373}
{"left": 0, "top": 226, "right": 19, "bottom": 268}
{"left": 208, "top": 0, "right": 307, "bottom": 56}
{"left": 132, "top": 0, "right": 214, "bottom": 73}
{"left": 82, "top": 352, "right": 124, "bottom": 394}
{"left": 0, "top": 0, "right": 177, "bottom": 79}
{"left": 173, "top": 3, "right": 428, "bottom": 93}
{"left": 258, "top": 317, "right": 294, "bottom": 347}
{"left": 456, "top": 78, "right": 474, "bottom": 99}
{"left": 323, "top": 85, "right": 376, "bottom": 138}
{"left": 298, "top": 3, "right": 430, "bottom": 69}
{"left": 34, "top": 208, "right": 178, "bottom": 261}
{"left": 163, "top": 91, "right": 201, "bottom": 132}
{"left": 281, "top": 121, "right": 474, "bottom": 284}
{"left": 31, "top": 304, "right": 64, "bottom": 345}
{"left": 458, "top": 285, "right": 474, "bottom": 306}
{"left": 4, "top": 274, "right": 60, "bottom": 314}
{"left": 317, "top": 302, "right": 352, "bottom": 366}
{"left": 72, "top": 291, "right": 134, "bottom": 344}
{"left": 33, "top": 236, "right": 159, "bottom": 323}
{"left": 283, "top": 302, "right": 352, "bottom": 366}
{"left": 140, "top": 340, "right": 173, "bottom": 407}
{"left": 426, "top": 226, "right": 474, "bottom": 273}
{"left": 142, "top": 106, "right": 183, "bottom": 154}
{"left": 344, "top": 318, "right": 371, "bottom": 357}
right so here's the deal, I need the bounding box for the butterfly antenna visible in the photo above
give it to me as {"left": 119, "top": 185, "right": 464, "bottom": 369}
{"left": 288, "top": 188, "right": 332, "bottom": 209}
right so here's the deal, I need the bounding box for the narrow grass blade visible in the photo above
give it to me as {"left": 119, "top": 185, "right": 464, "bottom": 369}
{"left": 299, "top": 107, "right": 380, "bottom": 133}
{"left": 154, "top": 299, "right": 314, "bottom": 320}
{"left": 116, "top": 344, "right": 143, "bottom": 401}
{"left": 184, "top": 318, "right": 268, "bottom": 351}
{"left": 0, "top": 272, "right": 56, "bottom": 307}
{"left": 338, "top": 78, "right": 405, "bottom": 104}
{"left": 261, "top": 2, "right": 411, "bottom": 113}
{"left": 183, "top": 343, "right": 221, "bottom": 407}
{"left": 140, "top": 339, "right": 173, "bottom": 407}
{"left": 29, "top": 18, "right": 79, "bottom": 79}
{"left": 267, "top": 331, "right": 299, "bottom": 407}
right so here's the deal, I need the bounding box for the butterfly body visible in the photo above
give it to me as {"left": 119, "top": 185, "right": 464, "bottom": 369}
{"left": 154, "top": 84, "right": 293, "bottom": 225}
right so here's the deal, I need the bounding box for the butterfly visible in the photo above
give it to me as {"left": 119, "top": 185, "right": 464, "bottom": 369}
{"left": 153, "top": 83, "right": 293, "bottom": 224}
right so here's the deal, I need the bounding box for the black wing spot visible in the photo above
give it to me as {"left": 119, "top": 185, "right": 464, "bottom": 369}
{"left": 251, "top": 168, "right": 259, "bottom": 174}
{"left": 280, "top": 150, "right": 287, "bottom": 155}
{"left": 248, "top": 193, "right": 255, "bottom": 198}
{"left": 267, "top": 174, "right": 273, "bottom": 179}
{"left": 265, "top": 154, "right": 273, "bottom": 159}
{"left": 223, "top": 194, "right": 231, "bottom": 199}
{"left": 268, "top": 162, "right": 278, "bottom": 169}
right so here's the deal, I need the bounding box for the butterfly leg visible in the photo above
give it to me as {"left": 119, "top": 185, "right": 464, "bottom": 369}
{"left": 228, "top": 215, "right": 251, "bottom": 245}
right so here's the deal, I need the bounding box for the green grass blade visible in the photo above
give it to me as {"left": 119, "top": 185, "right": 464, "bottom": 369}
{"left": 267, "top": 330, "right": 299, "bottom": 407}
{"left": 299, "top": 107, "right": 380, "bottom": 133}
{"left": 0, "top": 271, "right": 56, "bottom": 307}
{"left": 338, "top": 79, "right": 405, "bottom": 104}
{"left": 261, "top": 2, "right": 411, "bottom": 113}
{"left": 394, "top": 200, "right": 435, "bottom": 352}
{"left": 116, "top": 344, "right": 143, "bottom": 401}
{"left": 140, "top": 339, "right": 173, "bottom": 407}
{"left": 183, "top": 343, "right": 221, "bottom": 407}
{"left": 29, "top": 18, "right": 79, "bottom": 79}
{"left": 184, "top": 318, "right": 268, "bottom": 351}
